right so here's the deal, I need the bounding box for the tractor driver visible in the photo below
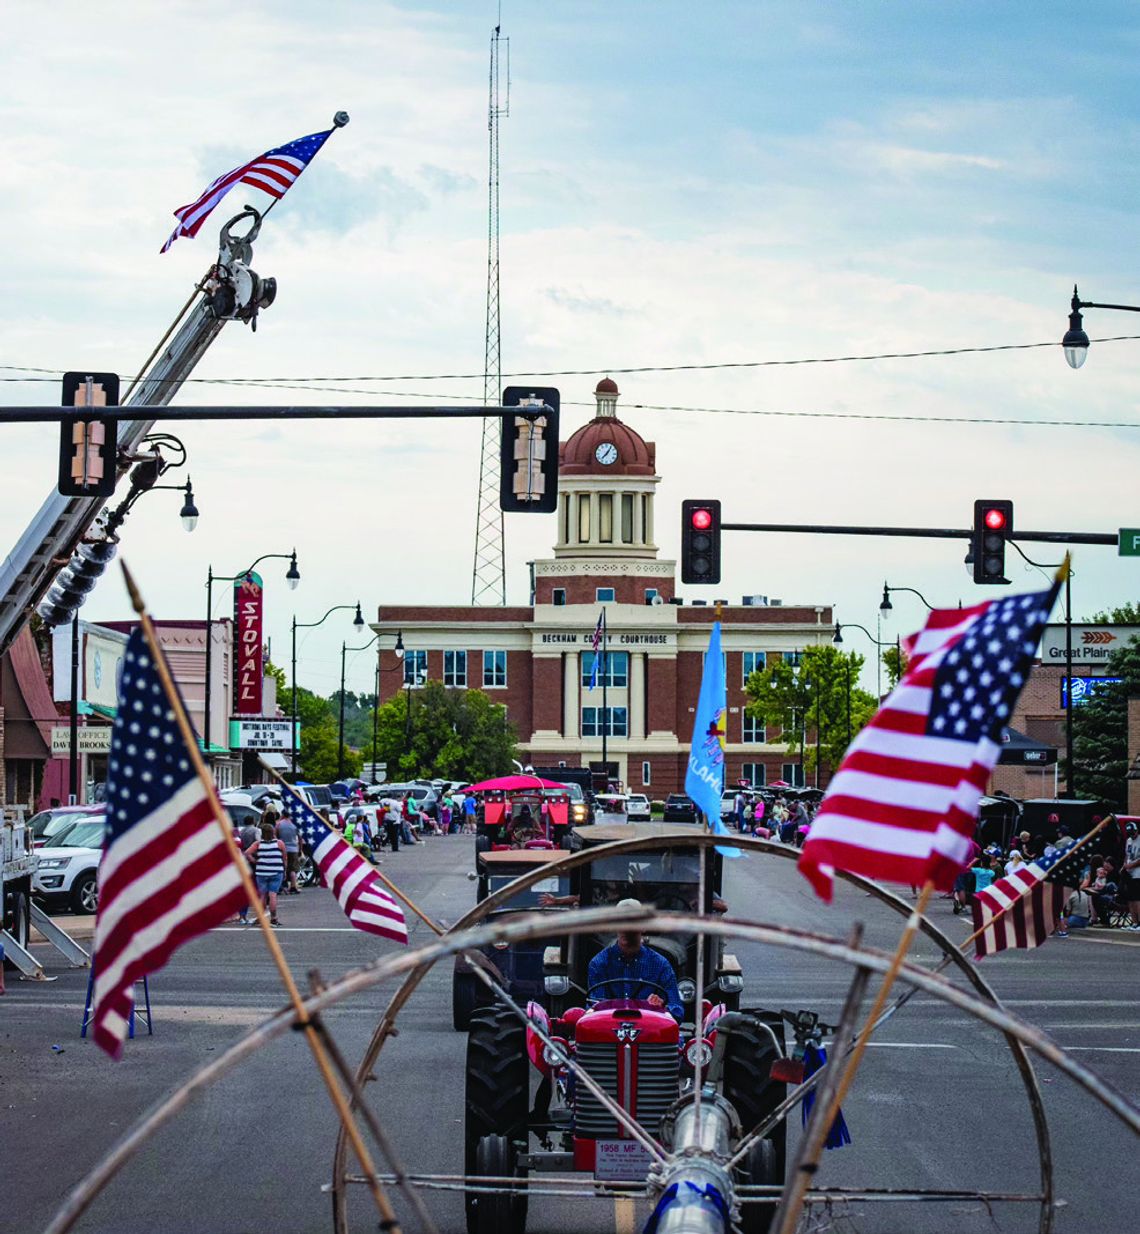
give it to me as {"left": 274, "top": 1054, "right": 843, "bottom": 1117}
{"left": 587, "top": 898, "right": 684, "bottom": 1021}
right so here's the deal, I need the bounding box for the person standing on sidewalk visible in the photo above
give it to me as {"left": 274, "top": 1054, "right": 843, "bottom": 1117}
{"left": 384, "top": 797, "right": 401, "bottom": 853}
{"left": 276, "top": 810, "right": 302, "bottom": 895}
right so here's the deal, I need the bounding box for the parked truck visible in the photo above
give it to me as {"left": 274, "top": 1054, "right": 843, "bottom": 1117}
{"left": 2, "top": 808, "right": 35, "bottom": 963}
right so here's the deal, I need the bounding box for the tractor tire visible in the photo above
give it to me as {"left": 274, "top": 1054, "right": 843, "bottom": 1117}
{"left": 465, "top": 1006, "right": 529, "bottom": 1234}
{"left": 735, "top": 1136, "right": 781, "bottom": 1234}
{"left": 722, "top": 1012, "right": 787, "bottom": 1180}
{"left": 475, "top": 834, "right": 491, "bottom": 853}
{"left": 466, "top": 1132, "right": 527, "bottom": 1234}
{"left": 453, "top": 973, "right": 482, "bottom": 1032}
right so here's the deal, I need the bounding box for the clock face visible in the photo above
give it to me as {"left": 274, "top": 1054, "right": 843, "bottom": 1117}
{"left": 595, "top": 441, "right": 619, "bottom": 466}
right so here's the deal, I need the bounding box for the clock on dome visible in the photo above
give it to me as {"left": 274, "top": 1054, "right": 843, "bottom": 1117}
{"left": 594, "top": 441, "right": 619, "bottom": 466}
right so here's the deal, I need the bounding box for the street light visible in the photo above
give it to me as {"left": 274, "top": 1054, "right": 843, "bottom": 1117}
{"left": 204, "top": 550, "right": 300, "bottom": 756}
{"left": 833, "top": 620, "right": 894, "bottom": 710}
{"left": 291, "top": 601, "right": 365, "bottom": 775}
{"left": 879, "top": 582, "right": 933, "bottom": 618}
{"left": 339, "top": 630, "right": 403, "bottom": 780}
{"left": 1061, "top": 284, "right": 1140, "bottom": 369}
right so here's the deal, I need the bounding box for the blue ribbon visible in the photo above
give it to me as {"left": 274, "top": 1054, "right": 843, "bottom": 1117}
{"left": 643, "top": 1181, "right": 729, "bottom": 1234}
{"left": 800, "top": 1043, "right": 852, "bottom": 1149}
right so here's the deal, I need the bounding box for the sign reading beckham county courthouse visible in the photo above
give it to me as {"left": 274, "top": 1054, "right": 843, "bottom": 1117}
{"left": 539, "top": 631, "right": 670, "bottom": 645}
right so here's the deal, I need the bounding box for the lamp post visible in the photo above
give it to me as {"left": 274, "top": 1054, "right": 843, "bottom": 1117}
{"left": 833, "top": 620, "right": 893, "bottom": 702}
{"left": 339, "top": 631, "right": 403, "bottom": 780}
{"left": 291, "top": 601, "right": 364, "bottom": 776}
{"left": 1061, "top": 284, "right": 1140, "bottom": 369}
{"left": 205, "top": 550, "right": 299, "bottom": 756}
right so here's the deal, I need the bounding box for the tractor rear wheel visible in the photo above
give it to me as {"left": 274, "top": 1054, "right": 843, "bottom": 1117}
{"left": 722, "top": 1012, "right": 787, "bottom": 1178}
{"left": 452, "top": 972, "right": 482, "bottom": 1032}
{"left": 465, "top": 1006, "right": 529, "bottom": 1234}
{"left": 735, "top": 1136, "right": 781, "bottom": 1234}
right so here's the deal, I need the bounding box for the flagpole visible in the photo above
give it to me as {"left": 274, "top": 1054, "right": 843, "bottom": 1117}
{"left": 773, "top": 878, "right": 936, "bottom": 1234}
{"left": 258, "top": 112, "right": 349, "bottom": 223}
{"left": 120, "top": 563, "right": 401, "bottom": 1234}
{"left": 601, "top": 607, "right": 608, "bottom": 775}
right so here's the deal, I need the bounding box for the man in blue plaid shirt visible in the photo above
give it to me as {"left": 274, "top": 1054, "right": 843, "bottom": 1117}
{"left": 587, "top": 898, "right": 684, "bottom": 1020}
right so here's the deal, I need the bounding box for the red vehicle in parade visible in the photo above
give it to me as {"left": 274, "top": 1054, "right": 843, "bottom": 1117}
{"left": 466, "top": 775, "right": 577, "bottom": 851}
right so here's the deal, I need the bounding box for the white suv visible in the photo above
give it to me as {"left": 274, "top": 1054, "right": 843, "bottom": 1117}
{"left": 626, "top": 793, "right": 651, "bottom": 821}
{"left": 32, "top": 815, "right": 105, "bottom": 915}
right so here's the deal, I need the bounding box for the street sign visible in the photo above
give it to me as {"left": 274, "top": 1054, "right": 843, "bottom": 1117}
{"left": 1119, "top": 528, "right": 1140, "bottom": 556}
{"left": 50, "top": 726, "right": 113, "bottom": 756}
{"left": 1042, "top": 624, "right": 1140, "bottom": 665}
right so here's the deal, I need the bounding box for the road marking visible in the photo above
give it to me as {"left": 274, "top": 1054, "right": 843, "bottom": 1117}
{"left": 863, "top": 1042, "right": 956, "bottom": 1049}
{"left": 211, "top": 926, "right": 362, "bottom": 933}
{"left": 1070, "top": 934, "right": 1140, "bottom": 948}
{"left": 614, "top": 1195, "right": 637, "bottom": 1234}
{"left": 1060, "top": 1046, "right": 1140, "bottom": 1053}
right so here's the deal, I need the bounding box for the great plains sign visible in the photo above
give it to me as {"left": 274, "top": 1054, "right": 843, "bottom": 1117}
{"left": 1041, "top": 624, "right": 1140, "bottom": 666}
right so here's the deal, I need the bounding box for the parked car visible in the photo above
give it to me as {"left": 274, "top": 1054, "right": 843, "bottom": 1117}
{"left": 27, "top": 805, "right": 103, "bottom": 848}
{"left": 626, "top": 792, "right": 651, "bottom": 821}
{"left": 662, "top": 793, "right": 696, "bottom": 823}
{"left": 32, "top": 817, "right": 106, "bottom": 914}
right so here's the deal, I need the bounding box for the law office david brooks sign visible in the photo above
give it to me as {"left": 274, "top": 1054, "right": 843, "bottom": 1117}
{"left": 1041, "top": 624, "right": 1140, "bottom": 666}
{"left": 233, "top": 572, "right": 265, "bottom": 715}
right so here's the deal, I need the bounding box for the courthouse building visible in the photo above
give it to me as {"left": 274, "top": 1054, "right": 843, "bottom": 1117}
{"left": 373, "top": 381, "right": 833, "bottom": 795}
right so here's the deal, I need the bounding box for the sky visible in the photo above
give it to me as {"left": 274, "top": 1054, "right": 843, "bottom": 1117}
{"left": 3, "top": 1, "right": 1140, "bottom": 701}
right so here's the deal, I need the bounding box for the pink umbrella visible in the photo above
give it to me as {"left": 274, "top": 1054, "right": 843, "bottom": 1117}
{"left": 461, "top": 774, "right": 569, "bottom": 793}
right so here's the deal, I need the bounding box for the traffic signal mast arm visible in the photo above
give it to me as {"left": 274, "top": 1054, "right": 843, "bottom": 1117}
{"left": 717, "top": 519, "right": 1116, "bottom": 547}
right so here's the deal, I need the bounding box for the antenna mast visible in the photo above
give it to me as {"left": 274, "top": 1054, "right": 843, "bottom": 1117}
{"left": 471, "top": 21, "right": 510, "bottom": 605}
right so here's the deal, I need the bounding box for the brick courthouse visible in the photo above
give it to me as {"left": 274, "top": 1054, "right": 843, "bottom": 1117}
{"left": 373, "top": 381, "right": 832, "bottom": 795}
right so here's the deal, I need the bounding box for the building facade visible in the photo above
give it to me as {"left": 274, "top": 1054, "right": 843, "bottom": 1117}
{"left": 374, "top": 382, "right": 833, "bottom": 795}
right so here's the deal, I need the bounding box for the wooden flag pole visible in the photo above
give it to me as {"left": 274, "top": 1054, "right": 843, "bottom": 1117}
{"left": 121, "top": 564, "right": 401, "bottom": 1234}
{"left": 773, "top": 878, "right": 936, "bottom": 1234}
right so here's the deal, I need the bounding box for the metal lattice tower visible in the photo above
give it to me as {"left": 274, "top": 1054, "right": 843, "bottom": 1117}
{"left": 471, "top": 23, "right": 510, "bottom": 604}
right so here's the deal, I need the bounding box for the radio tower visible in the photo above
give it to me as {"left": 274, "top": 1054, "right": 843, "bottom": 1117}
{"left": 471, "top": 22, "right": 510, "bottom": 604}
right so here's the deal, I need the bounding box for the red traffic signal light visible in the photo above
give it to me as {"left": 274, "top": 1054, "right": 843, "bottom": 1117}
{"left": 681, "top": 499, "right": 722, "bottom": 584}
{"left": 983, "top": 507, "right": 1007, "bottom": 531}
{"left": 972, "top": 499, "right": 1013, "bottom": 585}
{"left": 690, "top": 507, "right": 713, "bottom": 531}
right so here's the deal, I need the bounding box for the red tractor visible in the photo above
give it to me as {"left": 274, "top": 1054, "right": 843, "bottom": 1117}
{"left": 464, "top": 991, "right": 793, "bottom": 1234}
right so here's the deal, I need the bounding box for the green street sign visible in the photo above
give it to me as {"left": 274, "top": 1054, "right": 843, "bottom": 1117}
{"left": 1119, "top": 529, "right": 1140, "bottom": 557}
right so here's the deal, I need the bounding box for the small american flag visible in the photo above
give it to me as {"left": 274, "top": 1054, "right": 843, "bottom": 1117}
{"left": 91, "top": 630, "right": 247, "bottom": 1058}
{"left": 588, "top": 609, "right": 605, "bottom": 691}
{"left": 972, "top": 842, "right": 1088, "bottom": 958}
{"left": 161, "top": 128, "right": 334, "bottom": 253}
{"left": 287, "top": 795, "right": 407, "bottom": 944}
{"left": 799, "top": 580, "right": 1059, "bottom": 901}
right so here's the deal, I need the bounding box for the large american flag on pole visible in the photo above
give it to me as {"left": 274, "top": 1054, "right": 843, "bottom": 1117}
{"left": 90, "top": 630, "right": 247, "bottom": 1058}
{"left": 972, "top": 842, "right": 1088, "bottom": 958}
{"left": 799, "top": 580, "right": 1060, "bottom": 902}
{"left": 161, "top": 128, "right": 335, "bottom": 252}
{"left": 286, "top": 794, "right": 407, "bottom": 944}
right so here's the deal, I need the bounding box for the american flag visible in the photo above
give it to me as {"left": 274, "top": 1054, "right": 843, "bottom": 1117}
{"left": 161, "top": 128, "right": 334, "bottom": 253}
{"left": 285, "top": 794, "right": 407, "bottom": 944}
{"left": 90, "top": 630, "right": 247, "bottom": 1059}
{"left": 799, "top": 581, "right": 1059, "bottom": 902}
{"left": 972, "top": 842, "right": 1088, "bottom": 958}
{"left": 588, "top": 609, "right": 605, "bottom": 690}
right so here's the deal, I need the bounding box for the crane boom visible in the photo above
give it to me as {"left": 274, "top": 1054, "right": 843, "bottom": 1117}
{"left": 0, "top": 208, "right": 275, "bottom": 656}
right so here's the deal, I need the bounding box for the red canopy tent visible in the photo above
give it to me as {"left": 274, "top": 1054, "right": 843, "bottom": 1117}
{"left": 462, "top": 774, "right": 568, "bottom": 793}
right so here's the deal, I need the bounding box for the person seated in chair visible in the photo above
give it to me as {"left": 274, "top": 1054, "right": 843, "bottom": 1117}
{"left": 587, "top": 898, "right": 684, "bottom": 1021}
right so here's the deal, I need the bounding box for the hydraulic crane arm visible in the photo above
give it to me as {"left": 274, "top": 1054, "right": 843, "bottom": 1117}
{"left": 0, "top": 208, "right": 276, "bottom": 656}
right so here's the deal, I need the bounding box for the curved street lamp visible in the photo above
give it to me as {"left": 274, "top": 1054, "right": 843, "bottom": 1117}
{"left": 339, "top": 631, "right": 404, "bottom": 780}
{"left": 1062, "top": 284, "right": 1140, "bottom": 370}
{"left": 291, "top": 602, "right": 365, "bottom": 775}
{"left": 204, "top": 550, "right": 300, "bottom": 755}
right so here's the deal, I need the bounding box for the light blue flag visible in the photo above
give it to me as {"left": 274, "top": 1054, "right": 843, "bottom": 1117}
{"left": 588, "top": 654, "right": 600, "bottom": 690}
{"left": 685, "top": 622, "right": 738, "bottom": 852}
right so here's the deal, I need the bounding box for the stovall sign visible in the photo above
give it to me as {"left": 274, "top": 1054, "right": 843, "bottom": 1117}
{"left": 233, "top": 572, "right": 264, "bottom": 716}
{"left": 1041, "top": 624, "right": 1140, "bottom": 666}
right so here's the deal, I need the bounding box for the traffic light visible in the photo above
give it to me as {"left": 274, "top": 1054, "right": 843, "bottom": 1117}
{"left": 58, "top": 372, "right": 119, "bottom": 497}
{"left": 681, "top": 499, "right": 722, "bottom": 584}
{"left": 973, "top": 499, "right": 1013, "bottom": 584}
{"left": 499, "top": 386, "right": 560, "bottom": 513}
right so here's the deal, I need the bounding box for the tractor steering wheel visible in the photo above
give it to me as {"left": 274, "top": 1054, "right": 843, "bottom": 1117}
{"left": 587, "top": 977, "right": 672, "bottom": 1003}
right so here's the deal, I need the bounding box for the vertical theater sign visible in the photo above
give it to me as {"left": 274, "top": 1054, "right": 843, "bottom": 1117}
{"left": 234, "top": 572, "right": 264, "bottom": 715}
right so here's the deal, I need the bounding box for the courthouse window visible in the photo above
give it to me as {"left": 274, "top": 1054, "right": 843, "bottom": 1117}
{"left": 483, "top": 650, "right": 507, "bottom": 687}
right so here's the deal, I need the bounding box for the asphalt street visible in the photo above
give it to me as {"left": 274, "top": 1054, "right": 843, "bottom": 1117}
{"left": 3, "top": 833, "right": 1137, "bottom": 1234}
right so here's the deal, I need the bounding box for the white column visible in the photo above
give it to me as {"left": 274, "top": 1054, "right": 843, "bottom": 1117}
{"left": 633, "top": 489, "right": 644, "bottom": 544}
{"left": 563, "top": 652, "right": 580, "bottom": 738}
{"left": 629, "top": 652, "right": 646, "bottom": 739}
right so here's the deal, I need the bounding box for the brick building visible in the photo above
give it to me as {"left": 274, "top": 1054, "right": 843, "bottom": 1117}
{"left": 373, "top": 381, "right": 832, "bottom": 795}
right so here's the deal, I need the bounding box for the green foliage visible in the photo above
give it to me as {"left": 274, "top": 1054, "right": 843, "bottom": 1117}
{"left": 881, "top": 643, "right": 905, "bottom": 690}
{"left": 361, "top": 681, "right": 518, "bottom": 780}
{"left": 743, "top": 645, "right": 877, "bottom": 774}
{"left": 1069, "top": 636, "right": 1140, "bottom": 808}
{"left": 263, "top": 658, "right": 287, "bottom": 693}
{"left": 1086, "top": 601, "right": 1140, "bottom": 624}
{"left": 299, "top": 719, "right": 361, "bottom": 783}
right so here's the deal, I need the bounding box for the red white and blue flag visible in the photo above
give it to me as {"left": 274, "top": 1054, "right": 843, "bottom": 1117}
{"left": 161, "top": 128, "right": 335, "bottom": 253}
{"left": 972, "top": 841, "right": 1088, "bottom": 958}
{"left": 285, "top": 793, "right": 407, "bottom": 944}
{"left": 588, "top": 609, "right": 606, "bottom": 690}
{"left": 799, "top": 581, "right": 1060, "bottom": 902}
{"left": 91, "top": 630, "right": 247, "bottom": 1058}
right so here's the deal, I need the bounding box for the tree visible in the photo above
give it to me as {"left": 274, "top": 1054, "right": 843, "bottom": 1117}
{"left": 1086, "top": 601, "right": 1140, "bottom": 624}
{"left": 1069, "top": 636, "right": 1140, "bottom": 808}
{"left": 363, "top": 681, "right": 517, "bottom": 781}
{"left": 881, "top": 643, "right": 905, "bottom": 690}
{"left": 299, "top": 719, "right": 362, "bottom": 783}
{"left": 743, "top": 645, "right": 877, "bottom": 776}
